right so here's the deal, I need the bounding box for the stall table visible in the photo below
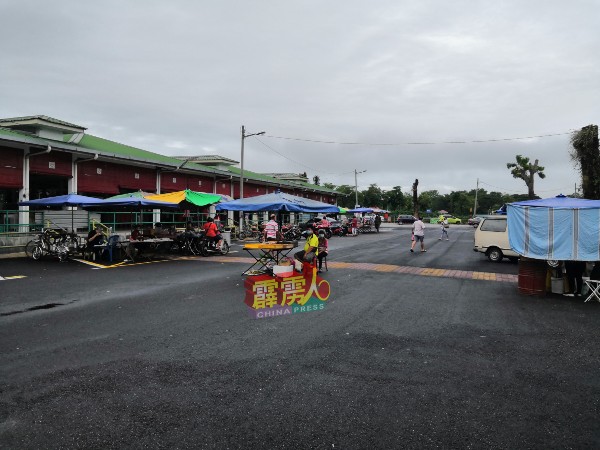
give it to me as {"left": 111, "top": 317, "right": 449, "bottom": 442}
{"left": 126, "top": 238, "right": 174, "bottom": 261}
{"left": 242, "top": 242, "right": 297, "bottom": 276}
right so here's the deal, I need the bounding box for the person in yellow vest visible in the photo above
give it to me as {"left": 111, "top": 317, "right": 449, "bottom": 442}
{"left": 294, "top": 225, "right": 319, "bottom": 264}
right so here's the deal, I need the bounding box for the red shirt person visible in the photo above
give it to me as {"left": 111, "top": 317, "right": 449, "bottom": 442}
{"left": 203, "top": 217, "right": 223, "bottom": 248}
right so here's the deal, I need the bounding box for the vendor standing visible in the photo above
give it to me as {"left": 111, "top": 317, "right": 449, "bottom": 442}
{"left": 263, "top": 214, "right": 281, "bottom": 242}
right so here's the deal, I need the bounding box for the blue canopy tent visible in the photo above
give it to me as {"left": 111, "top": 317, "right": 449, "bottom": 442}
{"left": 19, "top": 193, "right": 106, "bottom": 232}
{"left": 89, "top": 194, "right": 181, "bottom": 229}
{"left": 19, "top": 193, "right": 105, "bottom": 208}
{"left": 507, "top": 194, "right": 600, "bottom": 261}
{"left": 216, "top": 191, "right": 339, "bottom": 213}
{"left": 347, "top": 207, "right": 374, "bottom": 214}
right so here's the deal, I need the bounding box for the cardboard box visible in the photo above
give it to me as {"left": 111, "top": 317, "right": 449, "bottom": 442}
{"left": 273, "top": 265, "right": 294, "bottom": 277}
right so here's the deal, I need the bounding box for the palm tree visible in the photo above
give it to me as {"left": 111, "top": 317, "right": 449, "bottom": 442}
{"left": 506, "top": 155, "right": 545, "bottom": 199}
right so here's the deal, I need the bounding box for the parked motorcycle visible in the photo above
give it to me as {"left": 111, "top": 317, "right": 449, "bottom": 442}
{"left": 332, "top": 224, "right": 350, "bottom": 237}
{"left": 281, "top": 224, "right": 302, "bottom": 241}
{"left": 173, "top": 229, "right": 203, "bottom": 255}
{"left": 316, "top": 224, "right": 333, "bottom": 239}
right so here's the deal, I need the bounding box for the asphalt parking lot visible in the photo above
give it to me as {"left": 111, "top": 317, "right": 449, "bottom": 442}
{"left": 1, "top": 225, "right": 599, "bottom": 448}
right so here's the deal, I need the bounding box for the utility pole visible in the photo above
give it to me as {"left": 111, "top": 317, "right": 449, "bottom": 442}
{"left": 354, "top": 169, "right": 366, "bottom": 207}
{"left": 473, "top": 178, "right": 479, "bottom": 217}
{"left": 412, "top": 179, "right": 419, "bottom": 217}
{"left": 239, "top": 126, "right": 265, "bottom": 231}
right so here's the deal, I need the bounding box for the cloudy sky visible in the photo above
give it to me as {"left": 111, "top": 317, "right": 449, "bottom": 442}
{"left": 2, "top": 1, "right": 598, "bottom": 197}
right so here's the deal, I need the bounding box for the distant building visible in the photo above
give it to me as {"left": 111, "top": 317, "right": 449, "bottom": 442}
{"left": 173, "top": 155, "right": 239, "bottom": 171}
{"left": 262, "top": 173, "right": 309, "bottom": 183}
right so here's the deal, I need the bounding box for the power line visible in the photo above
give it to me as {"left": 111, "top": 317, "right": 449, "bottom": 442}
{"left": 263, "top": 131, "right": 573, "bottom": 146}
{"left": 253, "top": 136, "right": 354, "bottom": 176}
{"left": 479, "top": 180, "right": 574, "bottom": 194}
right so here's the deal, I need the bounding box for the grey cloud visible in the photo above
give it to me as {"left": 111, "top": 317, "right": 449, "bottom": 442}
{"left": 1, "top": 0, "right": 596, "bottom": 198}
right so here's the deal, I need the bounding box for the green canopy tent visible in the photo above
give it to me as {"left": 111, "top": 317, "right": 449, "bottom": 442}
{"left": 146, "top": 189, "right": 224, "bottom": 227}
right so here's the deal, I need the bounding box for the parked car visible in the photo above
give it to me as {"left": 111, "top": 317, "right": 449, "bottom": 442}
{"left": 443, "top": 215, "right": 462, "bottom": 225}
{"left": 473, "top": 216, "right": 518, "bottom": 262}
{"left": 468, "top": 216, "right": 484, "bottom": 227}
{"left": 397, "top": 215, "right": 417, "bottom": 224}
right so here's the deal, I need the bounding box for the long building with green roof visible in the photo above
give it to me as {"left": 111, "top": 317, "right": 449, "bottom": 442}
{"left": 0, "top": 115, "right": 339, "bottom": 213}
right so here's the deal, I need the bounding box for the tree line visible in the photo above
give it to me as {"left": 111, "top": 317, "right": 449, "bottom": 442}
{"left": 320, "top": 124, "right": 599, "bottom": 217}
{"left": 325, "top": 183, "right": 534, "bottom": 217}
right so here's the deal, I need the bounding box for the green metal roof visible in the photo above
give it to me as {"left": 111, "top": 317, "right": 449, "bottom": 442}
{"left": 69, "top": 134, "right": 187, "bottom": 166}
{"left": 0, "top": 126, "right": 48, "bottom": 144}
{"left": 0, "top": 125, "right": 337, "bottom": 196}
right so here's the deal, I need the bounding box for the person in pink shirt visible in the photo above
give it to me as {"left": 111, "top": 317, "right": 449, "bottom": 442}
{"left": 317, "top": 229, "right": 329, "bottom": 273}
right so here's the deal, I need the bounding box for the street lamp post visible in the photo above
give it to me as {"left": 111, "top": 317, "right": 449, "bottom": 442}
{"left": 354, "top": 169, "right": 367, "bottom": 208}
{"left": 240, "top": 125, "right": 265, "bottom": 230}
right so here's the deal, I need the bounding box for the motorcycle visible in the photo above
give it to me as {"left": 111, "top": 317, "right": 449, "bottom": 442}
{"left": 198, "top": 232, "right": 230, "bottom": 256}
{"left": 173, "top": 229, "right": 203, "bottom": 255}
{"left": 332, "top": 224, "right": 350, "bottom": 237}
{"left": 315, "top": 223, "right": 333, "bottom": 239}
{"left": 281, "top": 224, "right": 302, "bottom": 241}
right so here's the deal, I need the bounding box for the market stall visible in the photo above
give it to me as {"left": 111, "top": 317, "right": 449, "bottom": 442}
{"left": 507, "top": 194, "right": 600, "bottom": 296}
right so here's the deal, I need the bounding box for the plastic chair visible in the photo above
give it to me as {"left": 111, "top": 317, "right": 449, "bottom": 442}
{"left": 103, "top": 235, "right": 121, "bottom": 263}
{"left": 301, "top": 254, "right": 317, "bottom": 276}
{"left": 584, "top": 279, "right": 600, "bottom": 303}
{"left": 318, "top": 253, "right": 328, "bottom": 272}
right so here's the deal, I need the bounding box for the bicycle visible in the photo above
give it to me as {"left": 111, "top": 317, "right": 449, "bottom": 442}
{"left": 25, "top": 228, "right": 73, "bottom": 261}
{"left": 238, "top": 222, "right": 264, "bottom": 241}
{"left": 173, "top": 230, "right": 202, "bottom": 256}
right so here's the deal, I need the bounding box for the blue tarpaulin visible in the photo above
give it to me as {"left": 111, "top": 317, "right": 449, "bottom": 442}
{"left": 19, "top": 193, "right": 105, "bottom": 207}
{"left": 347, "top": 207, "right": 373, "bottom": 213}
{"left": 507, "top": 195, "right": 600, "bottom": 261}
{"left": 216, "top": 192, "right": 339, "bottom": 213}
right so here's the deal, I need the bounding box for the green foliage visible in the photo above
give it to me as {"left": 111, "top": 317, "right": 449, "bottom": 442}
{"left": 334, "top": 184, "right": 356, "bottom": 208}
{"left": 384, "top": 186, "right": 405, "bottom": 211}
{"left": 570, "top": 124, "right": 600, "bottom": 199}
{"left": 362, "top": 184, "right": 384, "bottom": 208}
{"left": 506, "top": 154, "right": 545, "bottom": 199}
{"left": 331, "top": 183, "right": 531, "bottom": 217}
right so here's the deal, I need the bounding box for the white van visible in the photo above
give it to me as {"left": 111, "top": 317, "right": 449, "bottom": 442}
{"left": 473, "top": 216, "right": 519, "bottom": 262}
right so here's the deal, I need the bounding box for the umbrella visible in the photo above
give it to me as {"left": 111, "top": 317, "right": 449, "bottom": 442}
{"left": 338, "top": 206, "right": 348, "bottom": 214}
{"left": 106, "top": 190, "right": 155, "bottom": 199}
{"left": 347, "top": 207, "right": 374, "bottom": 214}
{"left": 217, "top": 193, "right": 234, "bottom": 202}
{"left": 145, "top": 189, "right": 222, "bottom": 207}
{"left": 96, "top": 195, "right": 179, "bottom": 208}
{"left": 87, "top": 194, "right": 180, "bottom": 229}
{"left": 216, "top": 191, "right": 339, "bottom": 213}
{"left": 18, "top": 193, "right": 105, "bottom": 232}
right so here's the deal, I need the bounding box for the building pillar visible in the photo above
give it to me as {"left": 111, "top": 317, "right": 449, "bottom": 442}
{"left": 154, "top": 170, "right": 161, "bottom": 224}
{"left": 18, "top": 150, "right": 31, "bottom": 231}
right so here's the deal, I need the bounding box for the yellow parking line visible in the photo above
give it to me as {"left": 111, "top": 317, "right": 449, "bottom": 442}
{"left": 0, "top": 275, "right": 26, "bottom": 281}
{"left": 73, "top": 258, "right": 171, "bottom": 269}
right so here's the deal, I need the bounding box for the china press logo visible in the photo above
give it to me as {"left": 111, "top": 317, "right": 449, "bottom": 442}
{"left": 244, "top": 266, "right": 330, "bottom": 319}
